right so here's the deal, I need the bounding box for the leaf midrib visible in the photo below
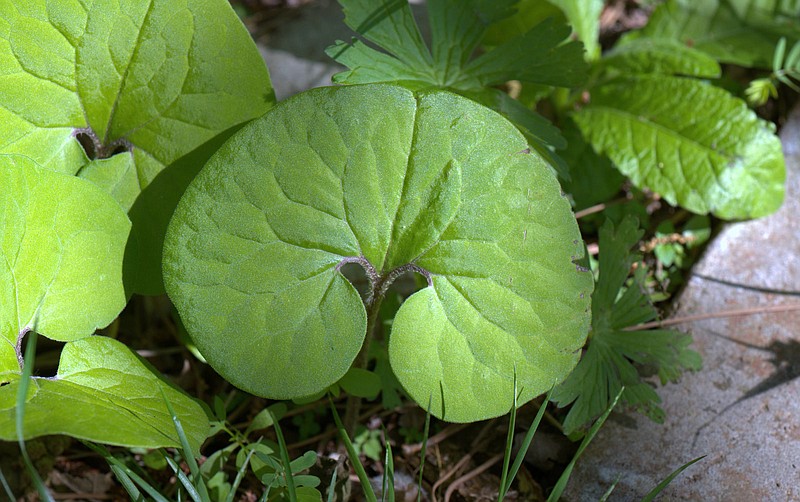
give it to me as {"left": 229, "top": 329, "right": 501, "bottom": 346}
{"left": 100, "top": 0, "right": 155, "bottom": 145}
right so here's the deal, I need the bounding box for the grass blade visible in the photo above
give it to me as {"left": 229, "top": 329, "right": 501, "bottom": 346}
{"left": 109, "top": 464, "right": 146, "bottom": 502}
{"left": 159, "top": 387, "right": 210, "bottom": 501}
{"left": 503, "top": 386, "right": 554, "bottom": 497}
{"left": 85, "top": 442, "right": 170, "bottom": 502}
{"left": 641, "top": 456, "right": 705, "bottom": 502}
{"left": 268, "top": 408, "right": 298, "bottom": 501}
{"left": 166, "top": 455, "right": 203, "bottom": 502}
{"left": 225, "top": 439, "right": 261, "bottom": 502}
{"left": 417, "top": 397, "right": 432, "bottom": 502}
{"left": 15, "top": 330, "right": 55, "bottom": 502}
{"left": 326, "top": 464, "right": 338, "bottom": 502}
{"left": 382, "top": 427, "right": 395, "bottom": 502}
{"left": 0, "top": 468, "right": 15, "bottom": 500}
{"left": 497, "top": 371, "right": 518, "bottom": 500}
{"left": 547, "top": 387, "right": 624, "bottom": 502}
{"left": 598, "top": 474, "right": 621, "bottom": 502}
{"left": 329, "top": 396, "right": 377, "bottom": 502}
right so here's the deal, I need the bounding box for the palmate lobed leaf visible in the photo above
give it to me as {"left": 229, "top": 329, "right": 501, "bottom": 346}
{"left": 0, "top": 336, "right": 209, "bottom": 455}
{"left": 164, "top": 84, "right": 593, "bottom": 422}
{"left": 552, "top": 217, "right": 701, "bottom": 435}
{"left": 574, "top": 75, "right": 785, "bottom": 219}
{"left": 325, "top": 0, "right": 586, "bottom": 178}
{"left": 0, "top": 0, "right": 275, "bottom": 294}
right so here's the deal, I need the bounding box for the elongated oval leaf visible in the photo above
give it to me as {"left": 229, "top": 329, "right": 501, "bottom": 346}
{"left": 164, "top": 84, "right": 592, "bottom": 422}
{"left": 574, "top": 75, "right": 785, "bottom": 219}
{"left": 603, "top": 38, "right": 721, "bottom": 77}
{"left": 0, "top": 336, "right": 209, "bottom": 454}
{"left": 628, "top": 0, "right": 799, "bottom": 68}
{"left": 1, "top": 155, "right": 130, "bottom": 381}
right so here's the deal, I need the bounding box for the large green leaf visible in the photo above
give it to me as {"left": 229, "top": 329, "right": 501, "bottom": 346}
{"left": 0, "top": 156, "right": 207, "bottom": 451}
{"left": 573, "top": 75, "right": 785, "bottom": 219}
{"left": 164, "top": 84, "right": 592, "bottom": 422}
{"left": 0, "top": 0, "right": 274, "bottom": 293}
{"left": 0, "top": 336, "right": 209, "bottom": 455}
{"left": 0, "top": 154, "right": 130, "bottom": 380}
{"left": 602, "top": 38, "right": 721, "bottom": 78}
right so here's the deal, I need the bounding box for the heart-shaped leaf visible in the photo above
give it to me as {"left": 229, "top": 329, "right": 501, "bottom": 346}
{"left": 0, "top": 0, "right": 274, "bottom": 294}
{"left": 0, "top": 155, "right": 207, "bottom": 451}
{"left": 164, "top": 84, "right": 592, "bottom": 422}
{"left": 0, "top": 336, "right": 209, "bottom": 454}
{"left": 1, "top": 154, "right": 130, "bottom": 381}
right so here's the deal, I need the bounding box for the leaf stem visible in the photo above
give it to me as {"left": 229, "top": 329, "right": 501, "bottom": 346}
{"left": 16, "top": 327, "right": 30, "bottom": 371}
{"left": 343, "top": 289, "right": 383, "bottom": 435}
{"left": 340, "top": 259, "right": 433, "bottom": 434}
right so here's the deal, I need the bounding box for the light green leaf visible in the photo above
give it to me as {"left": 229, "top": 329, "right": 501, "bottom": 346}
{"left": 164, "top": 84, "right": 592, "bottom": 422}
{"left": 1, "top": 155, "right": 129, "bottom": 376}
{"left": 0, "top": 0, "right": 274, "bottom": 294}
{"left": 549, "top": 0, "right": 603, "bottom": 60}
{"left": 629, "top": 0, "right": 799, "bottom": 68}
{"left": 574, "top": 75, "right": 785, "bottom": 219}
{"left": 603, "top": 38, "right": 722, "bottom": 77}
{"left": 0, "top": 336, "right": 209, "bottom": 455}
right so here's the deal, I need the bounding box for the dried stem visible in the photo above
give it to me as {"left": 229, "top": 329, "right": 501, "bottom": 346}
{"left": 625, "top": 302, "right": 800, "bottom": 331}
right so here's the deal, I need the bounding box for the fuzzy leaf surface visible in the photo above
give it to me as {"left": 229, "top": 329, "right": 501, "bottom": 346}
{"left": 574, "top": 75, "right": 785, "bottom": 219}
{"left": 0, "top": 0, "right": 274, "bottom": 293}
{"left": 164, "top": 85, "right": 592, "bottom": 422}
{"left": 0, "top": 336, "right": 209, "bottom": 454}
{"left": 0, "top": 155, "right": 129, "bottom": 382}
{"left": 552, "top": 217, "right": 701, "bottom": 435}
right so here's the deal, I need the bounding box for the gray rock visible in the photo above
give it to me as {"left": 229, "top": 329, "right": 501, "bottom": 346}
{"left": 564, "top": 105, "right": 800, "bottom": 500}
{"left": 257, "top": 0, "right": 348, "bottom": 100}
{"left": 257, "top": 0, "right": 429, "bottom": 100}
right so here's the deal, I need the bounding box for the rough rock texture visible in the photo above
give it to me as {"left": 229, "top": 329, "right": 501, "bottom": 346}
{"left": 257, "top": 0, "right": 347, "bottom": 100}
{"left": 564, "top": 105, "right": 800, "bottom": 500}
{"left": 257, "top": 0, "right": 429, "bottom": 100}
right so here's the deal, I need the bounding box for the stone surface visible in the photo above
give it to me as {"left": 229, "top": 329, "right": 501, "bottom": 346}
{"left": 257, "top": 0, "right": 347, "bottom": 100}
{"left": 258, "top": 0, "right": 428, "bottom": 100}
{"left": 564, "top": 106, "right": 800, "bottom": 499}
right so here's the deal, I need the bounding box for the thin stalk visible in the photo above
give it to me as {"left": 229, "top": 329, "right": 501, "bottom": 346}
{"left": 343, "top": 292, "right": 384, "bottom": 435}
{"left": 625, "top": 302, "right": 800, "bottom": 331}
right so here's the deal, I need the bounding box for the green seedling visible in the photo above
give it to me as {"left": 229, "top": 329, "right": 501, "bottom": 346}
{"left": 164, "top": 84, "right": 593, "bottom": 422}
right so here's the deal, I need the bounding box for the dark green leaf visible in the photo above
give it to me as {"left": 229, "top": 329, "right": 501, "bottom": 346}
{"left": 552, "top": 217, "right": 701, "bottom": 435}
{"left": 603, "top": 38, "right": 721, "bottom": 77}
{"left": 628, "top": 0, "right": 800, "bottom": 68}
{"left": 339, "top": 368, "right": 382, "bottom": 399}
